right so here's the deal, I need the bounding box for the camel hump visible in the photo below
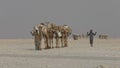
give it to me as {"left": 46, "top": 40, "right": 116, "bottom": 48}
{"left": 63, "top": 25, "right": 71, "bottom": 32}
{"left": 64, "top": 25, "right": 69, "bottom": 29}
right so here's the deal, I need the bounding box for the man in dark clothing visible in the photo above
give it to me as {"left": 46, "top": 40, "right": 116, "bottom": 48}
{"left": 87, "top": 29, "right": 97, "bottom": 47}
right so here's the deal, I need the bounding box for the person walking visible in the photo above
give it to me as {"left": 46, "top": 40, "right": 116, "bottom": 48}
{"left": 87, "top": 29, "right": 97, "bottom": 47}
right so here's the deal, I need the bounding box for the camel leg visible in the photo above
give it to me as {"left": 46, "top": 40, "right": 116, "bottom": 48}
{"left": 61, "top": 37, "right": 64, "bottom": 48}
{"left": 44, "top": 39, "right": 47, "bottom": 49}
{"left": 64, "top": 36, "right": 68, "bottom": 47}
{"left": 49, "top": 38, "right": 51, "bottom": 48}
{"left": 49, "top": 38, "right": 54, "bottom": 48}
{"left": 55, "top": 37, "right": 59, "bottom": 48}
{"left": 47, "top": 37, "right": 51, "bottom": 49}
{"left": 46, "top": 35, "right": 51, "bottom": 49}
{"left": 64, "top": 39, "right": 68, "bottom": 47}
{"left": 45, "top": 39, "right": 50, "bottom": 49}
{"left": 35, "top": 41, "right": 38, "bottom": 50}
{"left": 35, "top": 41, "right": 41, "bottom": 50}
{"left": 50, "top": 33, "right": 54, "bottom": 48}
{"left": 51, "top": 39, "right": 54, "bottom": 48}
{"left": 38, "top": 40, "right": 42, "bottom": 50}
{"left": 44, "top": 35, "right": 50, "bottom": 49}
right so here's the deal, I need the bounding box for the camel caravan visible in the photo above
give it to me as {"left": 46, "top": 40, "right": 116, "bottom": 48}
{"left": 99, "top": 34, "right": 108, "bottom": 39}
{"left": 30, "top": 22, "right": 72, "bottom": 50}
{"left": 72, "top": 34, "right": 108, "bottom": 40}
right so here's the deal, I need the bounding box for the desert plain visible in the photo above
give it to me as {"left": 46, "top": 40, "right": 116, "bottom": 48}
{"left": 0, "top": 39, "right": 120, "bottom": 68}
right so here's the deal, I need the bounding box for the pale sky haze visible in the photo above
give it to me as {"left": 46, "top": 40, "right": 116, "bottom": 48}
{"left": 0, "top": 0, "right": 120, "bottom": 39}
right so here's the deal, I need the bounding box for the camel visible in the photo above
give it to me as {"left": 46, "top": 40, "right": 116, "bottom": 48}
{"left": 53, "top": 25, "right": 72, "bottom": 48}
{"left": 53, "top": 25, "right": 62, "bottom": 48}
{"left": 31, "top": 22, "right": 56, "bottom": 50}
{"left": 30, "top": 25, "right": 42, "bottom": 50}
{"left": 38, "top": 23, "right": 51, "bottom": 49}
{"left": 104, "top": 35, "right": 108, "bottom": 39}
{"left": 31, "top": 22, "right": 72, "bottom": 49}
{"left": 46, "top": 22, "right": 56, "bottom": 48}
{"left": 61, "top": 25, "right": 72, "bottom": 47}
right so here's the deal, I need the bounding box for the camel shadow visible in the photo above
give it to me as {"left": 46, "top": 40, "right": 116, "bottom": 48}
{"left": 27, "top": 48, "right": 54, "bottom": 51}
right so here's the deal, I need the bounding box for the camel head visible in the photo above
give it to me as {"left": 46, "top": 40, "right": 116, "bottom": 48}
{"left": 62, "top": 25, "right": 72, "bottom": 36}
{"left": 30, "top": 25, "right": 39, "bottom": 36}
{"left": 39, "top": 23, "right": 45, "bottom": 28}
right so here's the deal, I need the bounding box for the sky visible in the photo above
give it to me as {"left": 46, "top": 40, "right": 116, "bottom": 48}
{"left": 0, "top": 0, "right": 120, "bottom": 39}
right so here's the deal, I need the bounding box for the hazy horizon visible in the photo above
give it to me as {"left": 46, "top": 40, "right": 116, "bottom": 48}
{"left": 0, "top": 0, "right": 120, "bottom": 39}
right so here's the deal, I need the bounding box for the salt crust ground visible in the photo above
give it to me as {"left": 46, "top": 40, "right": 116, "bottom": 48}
{"left": 0, "top": 39, "right": 120, "bottom": 68}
